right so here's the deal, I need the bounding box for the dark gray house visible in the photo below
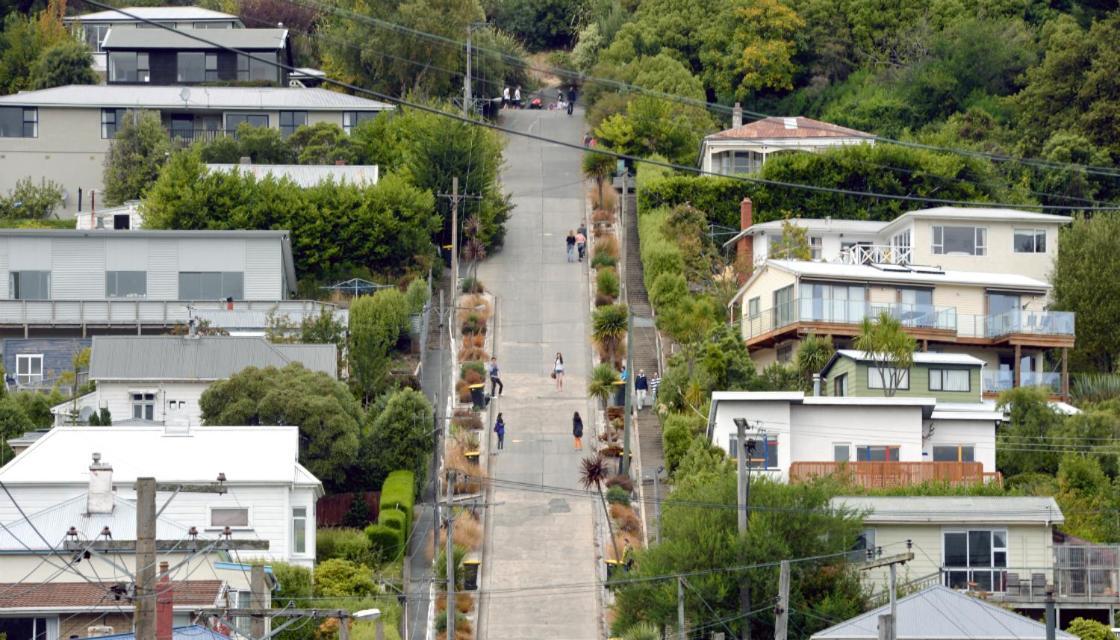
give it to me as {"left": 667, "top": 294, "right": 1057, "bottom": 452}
{"left": 102, "top": 27, "right": 292, "bottom": 86}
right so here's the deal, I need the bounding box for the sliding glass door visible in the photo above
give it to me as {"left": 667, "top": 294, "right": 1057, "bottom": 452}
{"left": 944, "top": 529, "right": 1007, "bottom": 592}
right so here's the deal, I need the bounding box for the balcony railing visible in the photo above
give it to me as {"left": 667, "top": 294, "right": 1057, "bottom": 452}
{"left": 837, "top": 244, "right": 913, "bottom": 266}
{"left": 166, "top": 128, "right": 236, "bottom": 143}
{"left": 0, "top": 299, "right": 333, "bottom": 329}
{"left": 744, "top": 298, "right": 957, "bottom": 338}
{"left": 943, "top": 548, "right": 1120, "bottom": 603}
{"left": 747, "top": 299, "right": 1075, "bottom": 342}
{"left": 789, "top": 461, "right": 1000, "bottom": 488}
{"left": 982, "top": 371, "right": 1062, "bottom": 394}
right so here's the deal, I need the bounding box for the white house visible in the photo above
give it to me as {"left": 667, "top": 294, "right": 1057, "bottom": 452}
{"left": 0, "top": 425, "right": 323, "bottom": 568}
{"left": 706, "top": 391, "right": 1001, "bottom": 486}
{"left": 700, "top": 110, "right": 873, "bottom": 176}
{"left": 51, "top": 335, "right": 337, "bottom": 426}
{"left": 810, "top": 585, "right": 1076, "bottom": 640}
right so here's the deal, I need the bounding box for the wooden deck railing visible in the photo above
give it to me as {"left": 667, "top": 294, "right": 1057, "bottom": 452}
{"left": 789, "top": 461, "right": 1001, "bottom": 488}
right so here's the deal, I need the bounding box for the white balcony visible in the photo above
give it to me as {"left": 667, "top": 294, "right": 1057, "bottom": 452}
{"left": 837, "top": 244, "right": 913, "bottom": 265}
{"left": 0, "top": 299, "right": 335, "bottom": 333}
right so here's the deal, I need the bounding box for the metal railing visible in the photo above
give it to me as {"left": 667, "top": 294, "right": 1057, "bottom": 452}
{"left": 0, "top": 299, "right": 332, "bottom": 328}
{"left": 166, "top": 128, "right": 237, "bottom": 143}
{"left": 744, "top": 298, "right": 956, "bottom": 338}
{"left": 983, "top": 371, "right": 1062, "bottom": 394}
{"left": 986, "top": 309, "right": 1075, "bottom": 337}
{"left": 789, "top": 461, "right": 1000, "bottom": 488}
{"left": 945, "top": 563, "right": 1120, "bottom": 602}
{"left": 837, "top": 244, "right": 913, "bottom": 265}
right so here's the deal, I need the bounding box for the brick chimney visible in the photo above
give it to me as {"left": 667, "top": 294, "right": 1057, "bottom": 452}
{"left": 156, "top": 561, "right": 173, "bottom": 640}
{"left": 737, "top": 197, "right": 754, "bottom": 283}
{"left": 87, "top": 453, "right": 113, "bottom": 514}
{"left": 732, "top": 102, "right": 743, "bottom": 129}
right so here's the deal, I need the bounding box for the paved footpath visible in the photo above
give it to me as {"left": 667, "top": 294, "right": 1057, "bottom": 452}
{"left": 476, "top": 107, "right": 600, "bottom": 639}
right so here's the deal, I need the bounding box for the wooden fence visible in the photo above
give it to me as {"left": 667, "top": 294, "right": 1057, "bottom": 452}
{"left": 316, "top": 491, "right": 380, "bottom": 527}
{"left": 789, "top": 461, "right": 1001, "bottom": 488}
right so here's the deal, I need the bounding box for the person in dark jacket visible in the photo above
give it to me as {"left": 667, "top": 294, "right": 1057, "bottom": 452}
{"left": 572, "top": 411, "right": 584, "bottom": 450}
{"left": 567, "top": 85, "right": 576, "bottom": 115}
{"left": 495, "top": 413, "right": 506, "bottom": 451}
{"left": 635, "top": 369, "right": 649, "bottom": 409}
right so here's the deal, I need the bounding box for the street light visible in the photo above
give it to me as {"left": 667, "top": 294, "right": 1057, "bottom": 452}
{"left": 352, "top": 609, "right": 381, "bottom": 621}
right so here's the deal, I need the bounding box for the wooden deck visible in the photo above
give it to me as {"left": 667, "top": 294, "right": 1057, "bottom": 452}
{"left": 789, "top": 461, "right": 1001, "bottom": 488}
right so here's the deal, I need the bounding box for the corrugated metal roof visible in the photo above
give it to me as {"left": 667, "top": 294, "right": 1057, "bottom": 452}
{"left": 207, "top": 164, "right": 379, "bottom": 188}
{"left": 0, "top": 494, "right": 192, "bottom": 551}
{"left": 831, "top": 496, "right": 1064, "bottom": 524}
{"left": 0, "top": 85, "right": 393, "bottom": 112}
{"left": 811, "top": 585, "right": 1075, "bottom": 640}
{"left": 0, "top": 229, "right": 287, "bottom": 238}
{"left": 767, "top": 259, "right": 1051, "bottom": 290}
{"left": 89, "top": 335, "right": 336, "bottom": 380}
{"left": 0, "top": 426, "right": 321, "bottom": 487}
{"left": 0, "top": 581, "right": 222, "bottom": 609}
{"left": 66, "top": 7, "right": 239, "bottom": 22}
{"left": 103, "top": 27, "right": 287, "bottom": 50}
{"left": 709, "top": 116, "right": 873, "bottom": 141}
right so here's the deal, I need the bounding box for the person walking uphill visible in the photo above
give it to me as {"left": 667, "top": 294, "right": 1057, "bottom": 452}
{"left": 553, "top": 352, "right": 565, "bottom": 391}
{"left": 635, "top": 369, "right": 649, "bottom": 409}
{"left": 487, "top": 356, "right": 504, "bottom": 397}
{"left": 566, "top": 85, "right": 576, "bottom": 115}
{"left": 494, "top": 413, "right": 506, "bottom": 451}
{"left": 572, "top": 411, "right": 584, "bottom": 450}
{"left": 576, "top": 229, "right": 587, "bottom": 262}
{"left": 566, "top": 230, "right": 577, "bottom": 262}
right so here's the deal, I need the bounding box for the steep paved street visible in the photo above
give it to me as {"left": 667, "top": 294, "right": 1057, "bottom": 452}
{"left": 476, "top": 107, "right": 601, "bottom": 639}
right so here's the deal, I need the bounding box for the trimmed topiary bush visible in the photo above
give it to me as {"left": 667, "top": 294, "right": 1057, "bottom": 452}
{"left": 379, "top": 470, "right": 415, "bottom": 539}
{"left": 364, "top": 523, "right": 402, "bottom": 559}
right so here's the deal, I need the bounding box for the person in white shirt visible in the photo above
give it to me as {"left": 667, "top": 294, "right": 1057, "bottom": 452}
{"left": 513, "top": 85, "right": 522, "bottom": 109}
{"left": 502, "top": 86, "right": 510, "bottom": 108}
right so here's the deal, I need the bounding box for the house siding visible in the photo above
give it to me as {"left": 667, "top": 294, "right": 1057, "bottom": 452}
{"left": 2, "top": 337, "right": 91, "bottom": 390}
{"left": 96, "top": 380, "right": 211, "bottom": 424}
{"left": 51, "top": 238, "right": 106, "bottom": 300}
{"left": 826, "top": 358, "right": 981, "bottom": 403}
{"left": 908, "top": 218, "right": 1061, "bottom": 286}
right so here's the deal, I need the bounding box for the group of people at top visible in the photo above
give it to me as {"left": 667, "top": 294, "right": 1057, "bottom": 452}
{"left": 501, "top": 85, "right": 523, "bottom": 109}
{"left": 501, "top": 85, "right": 577, "bottom": 115}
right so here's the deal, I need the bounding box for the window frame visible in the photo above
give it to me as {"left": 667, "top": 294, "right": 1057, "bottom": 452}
{"left": 209, "top": 506, "right": 251, "bottom": 529}
{"left": 1013, "top": 228, "right": 1047, "bottom": 254}
{"left": 178, "top": 271, "right": 245, "bottom": 300}
{"left": 225, "top": 113, "right": 269, "bottom": 132}
{"left": 833, "top": 442, "right": 851, "bottom": 462}
{"left": 776, "top": 343, "right": 793, "bottom": 364}
{"left": 932, "top": 225, "right": 987, "bottom": 256}
{"left": 131, "top": 391, "right": 156, "bottom": 421}
{"left": 747, "top": 296, "right": 760, "bottom": 319}
{"left": 932, "top": 445, "right": 975, "bottom": 463}
{"left": 108, "top": 52, "right": 149, "bottom": 83}
{"left": 855, "top": 445, "right": 900, "bottom": 462}
{"left": 867, "top": 366, "right": 909, "bottom": 390}
{"left": 0, "top": 107, "right": 38, "bottom": 139}
{"left": 16, "top": 354, "right": 43, "bottom": 385}
{"left": 942, "top": 528, "right": 1008, "bottom": 592}
{"left": 9, "top": 271, "right": 51, "bottom": 300}
{"left": 106, "top": 270, "right": 148, "bottom": 299}
{"left": 176, "top": 51, "right": 206, "bottom": 83}
{"left": 292, "top": 506, "right": 308, "bottom": 554}
{"left": 728, "top": 434, "right": 779, "bottom": 470}
{"left": 809, "top": 236, "right": 823, "bottom": 260}
{"left": 204, "top": 52, "right": 219, "bottom": 81}
{"left": 833, "top": 373, "right": 848, "bottom": 397}
{"left": 342, "top": 111, "right": 378, "bottom": 134}
{"left": 279, "top": 110, "right": 307, "bottom": 138}
{"left": 929, "top": 368, "right": 970, "bottom": 392}
{"left": 101, "top": 108, "right": 125, "bottom": 139}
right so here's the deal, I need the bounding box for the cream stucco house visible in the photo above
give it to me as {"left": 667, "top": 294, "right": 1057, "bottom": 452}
{"left": 0, "top": 85, "right": 393, "bottom": 215}
{"left": 699, "top": 110, "right": 874, "bottom": 176}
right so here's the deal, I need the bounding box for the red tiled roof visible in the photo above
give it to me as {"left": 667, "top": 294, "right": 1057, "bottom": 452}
{"left": 709, "top": 116, "right": 873, "bottom": 140}
{"left": 0, "top": 580, "right": 222, "bottom": 609}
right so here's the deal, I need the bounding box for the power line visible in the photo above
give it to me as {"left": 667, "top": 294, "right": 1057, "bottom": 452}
{"left": 87, "top": 0, "right": 1120, "bottom": 211}
{"left": 264, "top": 0, "right": 1120, "bottom": 179}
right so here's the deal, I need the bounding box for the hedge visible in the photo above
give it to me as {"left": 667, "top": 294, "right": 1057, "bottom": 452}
{"left": 637, "top": 207, "right": 685, "bottom": 295}
{"left": 379, "top": 470, "right": 415, "bottom": 538}
{"left": 364, "top": 523, "right": 402, "bottom": 559}
{"left": 638, "top": 175, "right": 753, "bottom": 229}
{"left": 379, "top": 508, "right": 407, "bottom": 536}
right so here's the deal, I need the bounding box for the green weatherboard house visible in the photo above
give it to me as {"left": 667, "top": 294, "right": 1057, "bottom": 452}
{"left": 820, "top": 350, "right": 984, "bottom": 404}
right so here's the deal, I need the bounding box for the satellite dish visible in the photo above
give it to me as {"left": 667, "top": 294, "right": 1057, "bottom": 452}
{"left": 179, "top": 87, "right": 192, "bottom": 105}
{"left": 79, "top": 406, "right": 95, "bottom": 422}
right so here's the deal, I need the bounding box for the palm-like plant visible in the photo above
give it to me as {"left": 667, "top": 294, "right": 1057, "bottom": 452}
{"left": 854, "top": 312, "right": 917, "bottom": 397}
{"left": 579, "top": 454, "right": 622, "bottom": 565}
{"left": 592, "top": 304, "right": 629, "bottom": 367}
{"left": 588, "top": 363, "right": 621, "bottom": 404}
{"left": 582, "top": 151, "right": 617, "bottom": 210}
{"left": 796, "top": 332, "right": 834, "bottom": 391}
{"left": 460, "top": 215, "right": 487, "bottom": 279}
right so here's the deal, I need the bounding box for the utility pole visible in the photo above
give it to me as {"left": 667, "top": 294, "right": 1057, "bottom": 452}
{"left": 735, "top": 419, "right": 752, "bottom": 640}
{"left": 678, "top": 576, "right": 686, "bottom": 640}
{"left": 858, "top": 551, "right": 914, "bottom": 640}
{"left": 463, "top": 27, "right": 472, "bottom": 118}
{"left": 450, "top": 177, "right": 459, "bottom": 294}
{"left": 136, "top": 478, "right": 156, "bottom": 640}
{"left": 774, "top": 560, "right": 790, "bottom": 640}
{"left": 888, "top": 563, "right": 897, "bottom": 640}
{"left": 250, "top": 565, "right": 267, "bottom": 640}
{"left": 652, "top": 466, "right": 662, "bottom": 545}
{"left": 433, "top": 288, "right": 445, "bottom": 566}
{"left": 446, "top": 469, "right": 456, "bottom": 640}
{"left": 1045, "top": 586, "right": 1056, "bottom": 640}
{"left": 621, "top": 310, "right": 633, "bottom": 476}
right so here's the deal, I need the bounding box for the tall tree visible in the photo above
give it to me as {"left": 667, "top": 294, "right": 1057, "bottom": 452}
{"left": 356, "top": 387, "right": 435, "bottom": 494}
{"left": 102, "top": 111, "right": 172, "bottom": 206}
{"left": 853, "top": 311, "right": 916, "bottom": 397}
{"left": 348, "top": 288, "right": 412, "bottom": 404}
{"left": 1052, "top": 214, "right": 1120, "bottom": 372}
{"left": 28, "top": 39, "right": 97, "bottom": 89}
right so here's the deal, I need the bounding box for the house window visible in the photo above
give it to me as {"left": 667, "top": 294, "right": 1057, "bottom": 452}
{"left": 929, "top": 368, "right": 970, "bottom": 392}
{"left": 833, "top": 374, "right": 848, "bottom": 397}
{"left": 343, "top": 111, "right": 378, "bottom": 134}
{"left": 211, "top": 507, "right": 250, "bottom": 528}
{"left": 101, "top": 108, "right": 127, "bottom": 139}
{"left": 106, "top": 271, "right": 147, "bottom": 298}
{"left": 944, "top": 529, "right": 1007, "bottom": 592}
{"left": 84, "top": 24, "right": 110, "bottom": 51}
{"left": 177, "top": 52, "right": 205, "bottom": 83}
{"left": 867, "top": 366, "right": 909, "bottom": 390}
{"left": 773, "top": 285, "right": 794, "bottom": 326}
{"left": 131, "top": 392, "right": 155, "bottom": 420}
{"left": 0, "top": 107, "right": 37, "bottom": 138}
{"left": 108, "top": 52, "right": 150, "bottom": 83}
{"left": 748, "top": 297, "right": 760, "bottom": 319}
{"left": 809, "top": 236, "right": 823, "bottom": 260}
{"left": 0, "top": 617, "right": 48, "bottom": 640}
{"left": 178, "top": 271, "right": 244, "bottom": 300}
{"left": 833, "top": 443, "right": 850, "bottom": 462}
{"left": 855, "top": 445, "right": 899, "bottom": 462}
{"left": 892, "top": 230, "right": 911, "bottom": 252}
{"left": 849, "top": 528, "right": 876, "bottom": 562}
{"left": 776, "top": 343, "right": 793, "bottom": 364}
{"left": 279, "top": 111, "right": 307, "bottom": 137}
{"left": 16, "top": 354, "right": 43, "bottom": 385}
{"left": 292, "top": 506, "right": 307, "bottom": 554}
{"left": 933, "top": 445, "right": 975, "bottom": 462}
{"left": 805, "top": 282, "right": 866, "bottom": 323}
{"left": 729, "top": 434, "right": 778, "bottom": 469}
{"left": 237, "top": 52, "right": 277, "bottom": 82}
{"left": 932, "top": 225, "right": 986, "bottom": 256}
{"left": 1014, "top": 228, "right": 1046, "bottom": 254}
{"left": 225, "top": 113, "right": 268, "bottom": 131}
{"left": 9, "top": 271, "right": 50, "bottom": 300}
{"left": 205, "top": 52, "right": 219, "bottom": 81}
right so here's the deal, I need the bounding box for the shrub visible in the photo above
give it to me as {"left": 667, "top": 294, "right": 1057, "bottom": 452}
{"left": 594, "top": 236, "right": 620, "bottom": 259}
{"left": 663, "top": 418, "right": 695, "bottom": 475}
{"left": 588, "top": 363, "right": 621, "bottom": 403}
{"left": 435, "top": 544, "right": 468, "bottom": 592}
{"left": 457, "top": 294, "right": 491, "bottom": 325}
{"left": 591, "top": 252, "right": 617, "bottom": 269}
{"left": 461, "top": 361, "right": 486, "bottom": 384}
{"left": 461, "top": 314, "right": 486, "bottom": 335}
{"left": 649, "top": 272, "right": 688, "bottom": 312}
{"left": 379, "top": 508, "right": 407, "bottom": 534}
{"left": 364, "top": 523, "right": 402, "bottom": 560}
{"left": 451, "top": 409, "right": 482, "bottom": 430}
{"left": 316, "top": 528, "right": 372, "bottom": 565}
{"left": 405, "top": 277, "right": 430, "bottom": 313}
{"left": 606, "top": 485, "right": 631, "bottom": 506}
{"left": 663, "top": 412, "right": 707, "bottom": 436}
{"left": 605, "top": 474, "right": 635, "bottom": 492}
{"left": 610, "top": 503, "right": 642, "bottom": 534}
{"left": 456, "top": 379, "right": 472, "bottom": 403}
{"left": 461, "top": 277, "right": 484, "bottom": 294}
{"left": 595, "top": 292, "right": 614, "bottom": 307}
{"left": 596, "top": 268, "right": 620, "bottom": 299}
{"left": 637, "top": 175, "right": 751, "bottom": 229}
{"left": 638, "top": 208, "right": 686, "bottom": 293}
{"left": 458, "top": 345, "right": 489, "bottom": 362}
{"left": 314, "top": 558, "right": 377, "bottom": 597}
{"left": 451, "top": 511, "right": 483, "bottom": 551}
{"left": 380, "top": 470, "right": 415, "bottom": 531}
{"left": 592, "top": 208, "right": 616, "bottom": 225}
